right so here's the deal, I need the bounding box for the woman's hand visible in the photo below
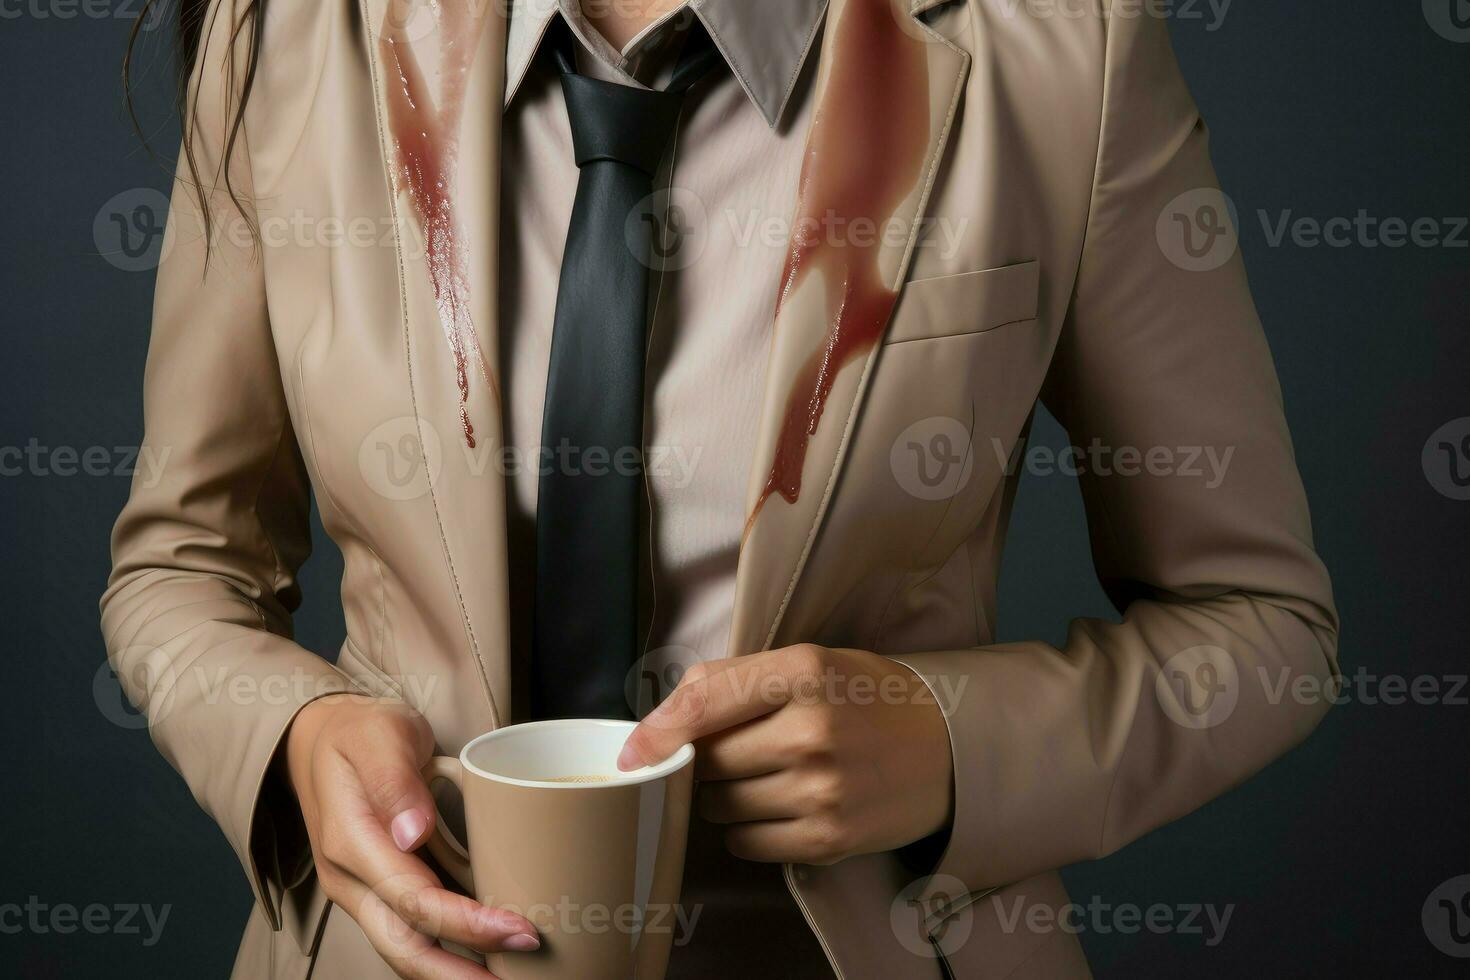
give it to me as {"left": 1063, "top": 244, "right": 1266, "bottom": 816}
{"left": 285, "top": 694, "right": 540, "bottom": 979}
{"left": 618, "top": 645, "right": 955, "bottom": 866}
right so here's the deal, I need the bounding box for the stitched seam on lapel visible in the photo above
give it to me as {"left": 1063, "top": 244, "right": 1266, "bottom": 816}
{"left": 760, "top": 24, "right": 972, "bottom": 650}
{"left": 359, "top": 0, "right": 502, "bottom": 728}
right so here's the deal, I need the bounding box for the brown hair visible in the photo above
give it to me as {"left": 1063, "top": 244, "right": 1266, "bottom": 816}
{"left": 123, "top": 0, "right": 266, "bottom": 245}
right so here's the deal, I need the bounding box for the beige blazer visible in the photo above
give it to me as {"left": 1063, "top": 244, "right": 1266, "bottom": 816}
{"left": 101, "top": 0, "right": 1339, "bottom": 976}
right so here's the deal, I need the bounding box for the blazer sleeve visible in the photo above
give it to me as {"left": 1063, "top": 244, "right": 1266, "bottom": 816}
{"left": 890, "top": 6, "right": 1340, "bottom": 895}
{"left": 98, "top": 0, "right": 351, "bottom": 933}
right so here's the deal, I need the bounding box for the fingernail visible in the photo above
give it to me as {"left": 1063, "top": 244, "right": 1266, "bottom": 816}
{"left": 390, "top": 809, "right": 427, "bottom": 851}
{"left": 616, "top": 743, "right": 642, "bottom": 772}
{"left": 504, "top": 933, "right": 541, "bottom": 952}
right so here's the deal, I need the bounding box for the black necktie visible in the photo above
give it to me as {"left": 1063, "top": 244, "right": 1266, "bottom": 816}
{"left": 532, "top": 33, "right": 719, "bottom": 720}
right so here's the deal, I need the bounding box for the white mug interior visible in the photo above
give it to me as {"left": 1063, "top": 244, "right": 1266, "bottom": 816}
{"left": 460, "top": 718, "right": 693, "bottom": 789}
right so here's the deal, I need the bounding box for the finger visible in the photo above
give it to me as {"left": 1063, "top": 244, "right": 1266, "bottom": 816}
{"left": 322, "top": 768, "right": 539, "bottom": 951}
{"left": 693, "top": 712, "right": 799, "bottom": 780}
{"left": 698, "top": 769, "right": 808, "bottom": 824}
{"left": 337, "top": 874, "right": 502, "bottom": 980}
{"left": 723, "top": 817, "right": 847, "bottom": 866}
{"left": 364, "top": 866, "right": 541, "bottom": 955}
{"left": 342, "top": 709, "right": 438, "bottom": 851}
{"left": 619, "top": 651, "right": 794, "bottom": 770}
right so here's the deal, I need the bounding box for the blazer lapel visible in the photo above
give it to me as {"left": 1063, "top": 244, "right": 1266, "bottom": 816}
{"left": 728, "top": 0, "right": 970, "bottom": 657}
{"left": 361, "top": 0, "right": 515, "bottom": 726}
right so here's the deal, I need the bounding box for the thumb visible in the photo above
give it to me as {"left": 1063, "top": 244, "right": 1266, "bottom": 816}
{"left": 350, "top": 713, "right": 439, "bottom": 853}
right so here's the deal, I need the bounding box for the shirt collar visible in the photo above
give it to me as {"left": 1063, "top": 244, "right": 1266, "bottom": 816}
{"left": 503, "top": 0, "right": 829, "bottom": 128}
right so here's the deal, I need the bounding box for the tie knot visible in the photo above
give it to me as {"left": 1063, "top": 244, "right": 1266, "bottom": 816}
{"left": 558, "top": 73, "right": 687, "bottom": 177}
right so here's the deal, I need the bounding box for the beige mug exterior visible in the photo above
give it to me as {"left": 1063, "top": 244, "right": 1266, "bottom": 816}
{"left": 423, "top": 720, "right": 695, "bottom": 980}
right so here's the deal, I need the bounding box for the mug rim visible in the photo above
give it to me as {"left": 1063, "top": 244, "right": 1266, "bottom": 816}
{"left": 458, "top": 718, "right": 694, "bottom": 789}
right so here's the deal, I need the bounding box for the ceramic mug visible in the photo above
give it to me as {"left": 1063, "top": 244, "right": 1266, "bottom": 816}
{"left": 422, "top": 719, "right": 695, "bottom": 979}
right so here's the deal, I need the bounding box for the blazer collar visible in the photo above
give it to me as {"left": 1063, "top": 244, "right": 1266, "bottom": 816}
{"left": 502, "top": 0, "right": 830, "bottom": 127}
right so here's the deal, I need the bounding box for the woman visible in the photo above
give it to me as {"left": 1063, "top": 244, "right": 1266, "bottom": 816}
{"left": 104, "top": 0, "right": 1338, "bottom": 977}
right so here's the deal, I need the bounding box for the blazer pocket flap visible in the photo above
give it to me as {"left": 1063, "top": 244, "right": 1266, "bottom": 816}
{"left": 886, "top": 259, "right": 1040, "bottom": 345}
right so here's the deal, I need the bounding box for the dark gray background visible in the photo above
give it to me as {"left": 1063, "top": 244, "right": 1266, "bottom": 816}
{"left": 2, "top": 1, "right": 1467, "bottom": 976}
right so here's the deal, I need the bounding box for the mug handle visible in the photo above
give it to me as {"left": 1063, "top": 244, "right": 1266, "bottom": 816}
{"left": 420, "top": 756, "right": 475, "bottom": 893}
